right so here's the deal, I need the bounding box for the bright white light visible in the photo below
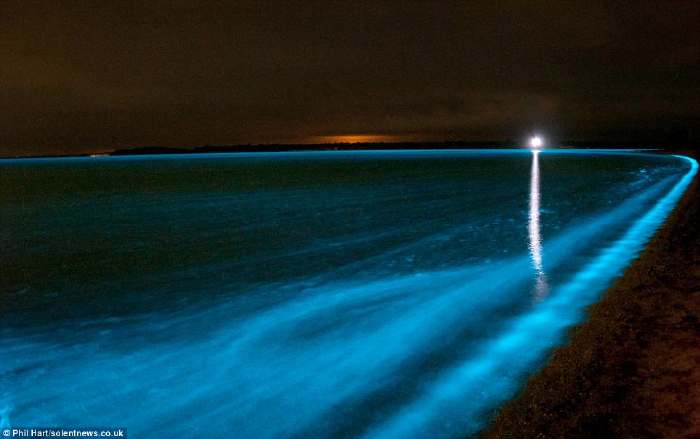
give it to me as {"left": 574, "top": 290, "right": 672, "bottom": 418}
{"left": 529, "top": 135, "right": 544, "bottom": 149}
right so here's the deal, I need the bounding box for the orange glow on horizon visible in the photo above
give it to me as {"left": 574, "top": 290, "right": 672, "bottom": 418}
{"left": 308, "top": 134, "right": 414, "bottom": 144}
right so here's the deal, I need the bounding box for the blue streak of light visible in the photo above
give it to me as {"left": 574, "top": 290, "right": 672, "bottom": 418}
{"left": 0, "top": 154, "right": 695, "bottom": 438}
{"left": 364, "top": 155, "right": 697, "bottom": 438}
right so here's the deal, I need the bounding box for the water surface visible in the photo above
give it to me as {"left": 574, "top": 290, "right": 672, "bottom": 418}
{"left": 0, "top": 150, "right": 696, "bottom": 437}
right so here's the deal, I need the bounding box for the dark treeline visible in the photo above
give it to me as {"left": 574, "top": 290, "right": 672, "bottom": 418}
{"left": 109, "top": 140, "right": 700, "bottom": 156}
{"left": 3, "top": 140, "right": 699, "bottom": 159}
{"left": 110, "top": 141, "right": 516, "bottom": 156}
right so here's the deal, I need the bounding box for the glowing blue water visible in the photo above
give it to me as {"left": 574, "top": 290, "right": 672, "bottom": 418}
{"left": 0, "top": 150, "right": 695, "bottom": 437}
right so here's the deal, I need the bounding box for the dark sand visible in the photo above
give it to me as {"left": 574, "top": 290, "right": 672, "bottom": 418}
{"left": 484, "top": 150, "right": 700, "bottom": 438}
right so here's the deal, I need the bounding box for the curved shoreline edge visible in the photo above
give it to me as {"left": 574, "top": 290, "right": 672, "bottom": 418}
{"left": 482, "top": 150, "right": 700, "bottom": 438}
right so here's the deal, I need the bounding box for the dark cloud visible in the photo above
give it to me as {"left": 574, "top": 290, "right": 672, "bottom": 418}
{"left": 1, "top": 0, "right": 698, "bottom": 155}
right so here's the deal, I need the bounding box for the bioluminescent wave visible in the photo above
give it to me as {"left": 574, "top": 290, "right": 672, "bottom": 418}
{"left": 0, "top": 150, "right": 695, "bottom": 437}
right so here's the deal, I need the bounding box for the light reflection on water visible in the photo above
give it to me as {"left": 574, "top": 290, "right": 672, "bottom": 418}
{"left": 528, "top": 150, "right": 549, "bottom": 299}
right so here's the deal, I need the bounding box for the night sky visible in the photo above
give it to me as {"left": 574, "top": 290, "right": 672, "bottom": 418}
{"left": 2, "top": 1, "right": 699, "bottom": 156}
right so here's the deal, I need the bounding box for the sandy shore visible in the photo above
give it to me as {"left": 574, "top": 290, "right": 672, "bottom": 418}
{"left": 483, "top": 150, "right": 700, "bottom": 438}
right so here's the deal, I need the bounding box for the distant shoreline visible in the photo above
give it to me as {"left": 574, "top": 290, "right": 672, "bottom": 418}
{"left": 483, "top": 149, "right": 700, "bottom": 438}
{"left": 2, "top": 140, "right": 697, "bottom": 160}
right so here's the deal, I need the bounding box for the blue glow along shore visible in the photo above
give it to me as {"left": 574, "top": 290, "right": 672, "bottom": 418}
{"left": 0, "top": 150, "right": 695, "bottom": 437}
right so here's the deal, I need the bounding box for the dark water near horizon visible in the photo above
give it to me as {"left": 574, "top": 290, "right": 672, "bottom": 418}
{"left": 0, "top": 150, "right": 696, "bottom": 437}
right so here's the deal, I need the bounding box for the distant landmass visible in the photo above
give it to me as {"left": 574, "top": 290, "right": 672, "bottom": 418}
{"left": 2, "top": 139, "right": 698, "bottom": 159}
{"left": 109, "top": 141, "right": 516, "bottom": 156}
{"left": 109, "top": 139, "right": 699, "bottom": 157}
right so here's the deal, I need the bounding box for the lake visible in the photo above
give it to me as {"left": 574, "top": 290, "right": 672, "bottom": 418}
{"left": 0, "top": 150, "right": 696, "bottom": 437}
